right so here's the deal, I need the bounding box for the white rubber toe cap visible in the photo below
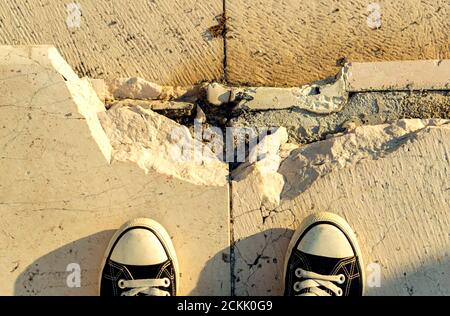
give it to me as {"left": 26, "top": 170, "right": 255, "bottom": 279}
{"left": 110, "top": 228, "right": 168, "bottom": 266}
{"left": 297, "top": 224, "right": 355, "bottom": 258}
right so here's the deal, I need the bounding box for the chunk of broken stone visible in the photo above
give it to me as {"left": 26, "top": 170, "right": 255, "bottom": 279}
{"left": 206, "top": 72, "right": 348, "bottom": 114}
{"left": 232, "top": 127, "right": 290, "bottom": 208}
{"left": 159, "top": 85, "right": 200, "bottom": 102}
{"left": 99, "top": 105, "right": 228, "bottom": 186}
{"left": 105, "top": 77, "right": 200, "bottom": 101}
{"left": 195, "top": 105, "right": 207, "bottom": 123}
{"left": 206, "top": 82, "right": 233, "bottom": 106}
{"left": 106, "top": 77, "right": 163, "bottom": 100}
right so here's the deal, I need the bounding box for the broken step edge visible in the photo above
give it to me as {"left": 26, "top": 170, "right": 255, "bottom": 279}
{"left": 2, "top": 45, "right": 227, "bottom": 187}
{"left": 206, "top": 73, "right": 348, "bottom": 114}
{"left": 88, "top": 59, "right": 449, "bottom": 107}
{"left": 231, "top": 119, "right": 450, "bottom": 207}
{"left": 206, "top": 59, "right": 450, "bottom": 112}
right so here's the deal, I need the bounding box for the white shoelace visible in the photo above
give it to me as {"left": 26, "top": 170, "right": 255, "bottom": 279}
{"left": 118, "top": 278, "right": 171, "bottom": 296}
{"left": 293, "top": 268, "right": 345, "bottom": 296}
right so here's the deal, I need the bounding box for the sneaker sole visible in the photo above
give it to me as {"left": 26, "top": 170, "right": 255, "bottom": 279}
{"left": 98, "top": 218, "right": 180, "bottom": 295}
{"left": 282, "top": 212, "right": 365, "bottom": 295}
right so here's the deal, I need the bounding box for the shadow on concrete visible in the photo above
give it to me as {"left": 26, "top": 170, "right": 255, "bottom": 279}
{"left": 14, "top": 230, "right": 114, "bottom": 295}
{"left": 193, "top": 228, "right": 291, "bottom": 296}
{"left": 15, "top": 228, "right": 449, "bottom": 296}
{"left": 364, "top": 256, "right": 450, "bottom": 296}
{"left": 189, "top": 244, "right": 232, "bottom": 296}
{"left": 194, "top": 228, "right": 449, "bottom": 296}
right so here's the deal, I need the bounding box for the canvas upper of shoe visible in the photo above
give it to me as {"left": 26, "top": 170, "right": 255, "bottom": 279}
{"left": 284, "top": 213, "right": 365, "bottom": 296}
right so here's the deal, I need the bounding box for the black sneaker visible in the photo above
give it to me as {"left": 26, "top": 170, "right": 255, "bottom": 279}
{"left": 99, "top": 218, "right": 179, "bottom": 296}
{"left": 283, "top": 212, "right": 365, "bottom": 296}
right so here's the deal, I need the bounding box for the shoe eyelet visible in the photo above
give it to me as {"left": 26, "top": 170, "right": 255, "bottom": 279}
{"left": 337, "top": 288, "right": 343, "bottom": 296}
{"left": 163, "top": 278, "right": 170, "bottom": 287}
{"left": 295, "top": 268, "right": 302, "bottom": 278}
{"left": 338, "top": 274, "right": 345, "bottom": 284}
{"left": 293, "top": 281, "right": 301, "bottom": 292}
{"left": 118, "top": 279, "right": 126, "bottom": 289}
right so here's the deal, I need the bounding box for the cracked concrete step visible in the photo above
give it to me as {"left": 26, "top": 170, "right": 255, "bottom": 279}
{"left": 1, "top": 44, "right": 449, "bottom": 297}
{"left": 0, "top": 46, "right": 230, "bottom": 295}
{"left": 232, "top": 119, "right": 450, "bottom": 295}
